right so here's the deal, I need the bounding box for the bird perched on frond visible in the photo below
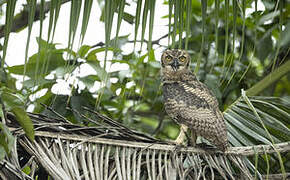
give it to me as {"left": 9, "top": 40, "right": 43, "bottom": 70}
{"left": 161, "top": 49, "right": 228, "bottom": 151}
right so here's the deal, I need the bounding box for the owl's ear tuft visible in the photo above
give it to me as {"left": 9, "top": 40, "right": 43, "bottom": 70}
{"left": 186, "top": 54, "right": 191, "bottom": 67}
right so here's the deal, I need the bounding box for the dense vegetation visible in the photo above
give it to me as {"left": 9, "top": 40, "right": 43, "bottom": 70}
{"left": 0, "top": 0, "right": 289, "bottom": 176}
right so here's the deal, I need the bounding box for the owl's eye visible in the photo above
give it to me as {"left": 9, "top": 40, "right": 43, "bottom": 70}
{"left": 179, "top": 56, "right": 186, "bottom": 62}
{"left": 165, "top": 56, "right": 172, "bottom": 62}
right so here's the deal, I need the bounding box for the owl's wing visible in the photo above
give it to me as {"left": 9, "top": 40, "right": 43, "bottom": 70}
{"left": 163, "top": 80, "right": 219, "bottom": 115}
{"left": 182, "top": 79, "right": 219, "bottom": 108}
{"left": 180, "top": 103, "right": 228, "bottom": 151}
{"left": 163, "top": 81, "right": 228, "bottom": 150}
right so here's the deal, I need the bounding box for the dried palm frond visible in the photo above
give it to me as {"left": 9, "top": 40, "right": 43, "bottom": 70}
{"left": 3, "top": 111, "right": 290, "bottom": 180}
{"left": 0, "top": 160, "right": 32, "bottom": 180}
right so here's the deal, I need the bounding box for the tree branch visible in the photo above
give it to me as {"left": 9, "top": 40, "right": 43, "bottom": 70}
{"left": 0, "top": 0, "right": 70, "bottom": 38}
{"left": 262, "top": 173, "right": 290, "bottom": 180}
{"left": 13, "top": 129, "right": 290, "bottom": 156}
{"left": 127, "top": 33, "right": 169, "bottom": 46}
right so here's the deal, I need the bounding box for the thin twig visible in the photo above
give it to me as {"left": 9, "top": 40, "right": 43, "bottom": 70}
{"left": 40, "top": 103, "right": 72, "bottom": 124}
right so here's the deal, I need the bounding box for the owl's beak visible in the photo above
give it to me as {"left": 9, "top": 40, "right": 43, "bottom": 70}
{"left": 171, "top": 59, "right": 179, "bottom": 71}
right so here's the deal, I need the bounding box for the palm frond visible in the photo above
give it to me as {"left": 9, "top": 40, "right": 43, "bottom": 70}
{"left": 1, "top": 0, "right": 289, "bottom": 179}
{"left": 114, "top": 0, "right": 125, "bottom": 49}
{"left": 80, "top": 0, "right": 93, "bottom": 44}
{"left": 3, "top": 110, "right": 289, "bottom": 179}
{"left": 140, "top": 0, "right": 149, "bottom": 49}
{"left": 23, "top": 0, "right": 36, "bottom": 81}
{"left": 184, "top": 0, "right": 191, "bottom": 50}
{"left": 194, "top": 0, "right": 207, "bottom": 74}
{"left": 1, "top": 0, "right": 16, "bottom": 68}
{"left": 224, "top": 95, "right": 290, "bottom": 176}
{"left": 225, "top": 96, "right": 290, "bottom": 146}
{"left": 147, "top": 0, "right": 156, "bottom": 52}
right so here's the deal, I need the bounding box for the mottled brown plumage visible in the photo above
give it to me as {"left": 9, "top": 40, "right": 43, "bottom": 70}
{"left": 161, "top": 49, "right": 228, "bottom": 151}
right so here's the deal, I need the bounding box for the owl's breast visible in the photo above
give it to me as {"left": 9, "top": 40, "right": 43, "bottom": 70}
{"left": 162, "top": 83, "right": 181, "bottom": 119}
{"left": 162, "top": 82, "right": 211, "bottom": 109}
{"left": 162, "top": 82, "right": 179, "bottom": 101}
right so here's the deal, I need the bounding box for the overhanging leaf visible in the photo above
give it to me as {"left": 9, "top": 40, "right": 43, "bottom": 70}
{"left": 80, "top": 0, "right": 93, "bottom": 44}
{"left": 23, "top": 0, "right": 37, "bottom": 80}
{"left": 1, "top": 0, "right": 17, "bottom": 68}
{"left": 11, "top": 107, "right": 35, "bottom": 141}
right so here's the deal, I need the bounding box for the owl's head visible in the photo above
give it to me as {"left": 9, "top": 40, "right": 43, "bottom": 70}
{"left": 161, "top": 49, "right": 190, "bottom": 74}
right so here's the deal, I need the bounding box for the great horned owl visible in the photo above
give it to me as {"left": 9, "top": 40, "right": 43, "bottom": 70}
{"left": 161, "top": 49, "right": 228, "bottom": 151}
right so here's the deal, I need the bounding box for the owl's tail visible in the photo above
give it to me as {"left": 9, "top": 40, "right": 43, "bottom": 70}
{"left": 215, "top": 111, "right": 229, "bottom": 152}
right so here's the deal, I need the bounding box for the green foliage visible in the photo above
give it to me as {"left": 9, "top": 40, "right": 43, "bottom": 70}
{"left": 11, "top": 107, "right": 35, "bottom": 141}
{"left": 0, "top": 86, "right": 34, "bottom": 148}
{"left": 80, "top": 0, "right": 93, "bottom": 44}
{"left": 1, "top": 0, "right": 16, "bottom": 68}
{"left": 23, "top": 0, "right": 37, "bottom": 79}
{"left": 0, "top": 121, "right": 15, "bottom": 160}
{"left": 0, "top": 0, "right": 289, "bottom": 176}
{"left": 8, "top": 39, "right": 65, "bottom": 78}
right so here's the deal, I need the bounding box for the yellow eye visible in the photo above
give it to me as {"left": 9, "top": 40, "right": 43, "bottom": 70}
{"left": 165, "top": 56, "right": 172, "bottom": 62}
{"left": 179, "top": 56, "right": 186, "bottom": 62}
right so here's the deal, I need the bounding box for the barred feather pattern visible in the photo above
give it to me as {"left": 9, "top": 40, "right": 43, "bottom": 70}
{"left": 162, "top": 71, "right": 228, "bottom": 151}
{"left": 161, "top": 49, "right": 228, "bottom": 151}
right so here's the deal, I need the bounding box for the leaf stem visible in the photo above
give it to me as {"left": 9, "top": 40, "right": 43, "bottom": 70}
{"left": 246, "top": 60, "right": 290, "bottom": 96}
{"left": 241, "top": 90, "right": 286, "bottom": 179}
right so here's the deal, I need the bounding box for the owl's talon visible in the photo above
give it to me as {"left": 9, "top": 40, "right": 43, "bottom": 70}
{"left": 196, "top": 143, "right": 225, "bottom": 153}
{"left": 173, "top": 124, "right": 188, "bottom": 145}
{"left": 196, "top": 142, "right": 214, "bottom": 149}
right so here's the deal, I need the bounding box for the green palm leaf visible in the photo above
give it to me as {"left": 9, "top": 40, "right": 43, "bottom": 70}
{"left": 224, "top": 95, "right": 290, "bottom": 174}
